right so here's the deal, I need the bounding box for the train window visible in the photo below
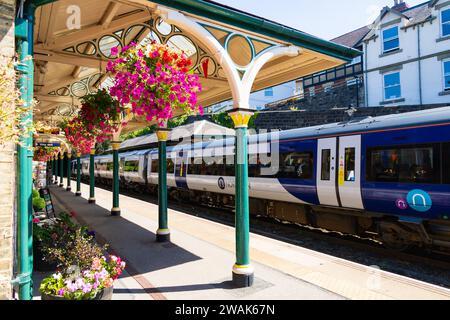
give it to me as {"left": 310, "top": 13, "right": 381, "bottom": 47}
{"left": 321, "top": 149, "right": 331, "bottom": 181}
{"left": 106, "top": 162, "right": 114, "bottom": 171}
{"left": 248, "top": 153, "right": 259, "bottom": 177}
{"left": 123, "top": 160, "right": 139, "bottom": 172}
{"left": 277, "top": 152, "right": 313, "bottom": 179}
{"left": 188, "top": 158, "right": 202, "bottom": 175}
{"left": 344, "top": 148, "right": 356, "bottom": 182}
{"left": 366, "top": 144, "right": 440, "bottom": 184}
{"left": 443, "top": 143, "right": 450, "bottom": 184}
{"left": 225, "top": 155, "right": 235, "bottom": 176}
{"left": 151, "top": 158, "right": 159, "bottom": 173}
{"left": 167, "top": 158, "right": 175, "bottom": 173}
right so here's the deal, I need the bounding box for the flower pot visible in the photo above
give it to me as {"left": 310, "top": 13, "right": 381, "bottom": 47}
{"left": 41, "top": 286, "right": 113, "bottom": 300}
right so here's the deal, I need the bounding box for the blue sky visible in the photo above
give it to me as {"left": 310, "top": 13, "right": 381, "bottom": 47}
{"left": 214, "top": 0, "right": 427, "bottom": 40}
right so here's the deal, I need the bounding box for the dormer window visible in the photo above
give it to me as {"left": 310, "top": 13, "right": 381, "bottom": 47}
{"left": 442, "top": 8, "right": 450, "bottom": 37}
{"left": 382, "top": 26, "right": 400, "bottom": 53}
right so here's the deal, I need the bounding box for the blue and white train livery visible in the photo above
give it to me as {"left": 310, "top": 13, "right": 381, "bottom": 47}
{"left": 75, "top": 107, "right": 450, "bottom": 252}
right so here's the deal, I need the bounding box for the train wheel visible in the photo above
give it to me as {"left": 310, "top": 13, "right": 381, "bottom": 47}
{"left": 378, "top": 222, "right": 412, "bottom": 252}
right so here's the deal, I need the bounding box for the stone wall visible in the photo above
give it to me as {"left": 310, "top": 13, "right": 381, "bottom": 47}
{"left": 253, "top": 104, "right": 449, "bottom": 131}
{"left": 0, "top": 0, "right": 16, "bottom": 300}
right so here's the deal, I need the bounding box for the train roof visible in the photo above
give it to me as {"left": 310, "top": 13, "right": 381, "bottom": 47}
{"left": 197, "top": 106, "right": 450, "bottom": 150}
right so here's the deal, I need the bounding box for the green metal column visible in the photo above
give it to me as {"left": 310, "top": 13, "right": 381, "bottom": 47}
{"left": 53, "top": 155, "right": 58, "bottom": 184}
{"left": 111, "top": 142, "right": 121, "bottom": 216}
{"left": 156, "top": 128, "right": 170, "bottom": 242}
{"left": 15, "top": 9, "right": 34, "bottom": 301}
{"left": 66, "top": 153, "right": 71, "bottom": 191}
{"left": 76, "top": 153, "right": 81, "bottom": 196}
{"left": 58, "top": 154, "right": 64, "bottom": 187}
{"left": 228, "top": 109, "right": 254, "bottom": 288}
{"left": 89, "top": 148, "right": 95, "bottom": 204}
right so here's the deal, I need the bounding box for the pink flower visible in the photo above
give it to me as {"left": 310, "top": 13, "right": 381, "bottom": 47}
{"left": 32, "top": 218, "right": 40, "bottom": 224}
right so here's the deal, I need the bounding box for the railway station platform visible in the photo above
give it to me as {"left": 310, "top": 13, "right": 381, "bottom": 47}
{"left": 44, "top": 183, "right": 450, "bottom": 300}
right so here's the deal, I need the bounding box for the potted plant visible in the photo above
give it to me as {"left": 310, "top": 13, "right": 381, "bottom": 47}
{"left": 39, "top": 255, "right": 125, "bottom": 300}
{"left": 33, "top": 212, "right": 82, "bottom": 271}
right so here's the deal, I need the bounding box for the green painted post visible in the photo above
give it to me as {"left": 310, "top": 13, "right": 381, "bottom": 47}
{"left": 228, "top": 109, "right": 254, "bottom": 288}
{"left": 59, "top": 154, "right": 64, "bottom": 187}
{"left": 89, "top": 148, "right": 95, "bottom": 204}
{"left": 66, "top": 154, "right": 71, "bottom": 191}
{"left": 15, "top": 11, "right": 33, "bottom": 301}
{"left": 53, "top": 155, "right": 58, "bottom": 184}
{"left": 51, "top": 157, "right": 54, "bottom": 182}
{"left": 76, "top": 153, "right": 81, "bottom": 196}
{"left": 156, "top": 128, "right": 170, "bottom": 242}
{"left": 111, "top": 142, "right": 121, "bottom": 216}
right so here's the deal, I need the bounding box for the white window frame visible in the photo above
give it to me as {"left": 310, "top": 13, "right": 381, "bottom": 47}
{"left": 441, "top": 7, "right": 450, "bottom": 37}
{"left": 383, "top": 71, "right": 402, "bottom": 101}
{"left": 382, "top": 26, "right": 400, "bottom": 53}
{"left": 444, "top": 59, "right": 450, "bottom": 91}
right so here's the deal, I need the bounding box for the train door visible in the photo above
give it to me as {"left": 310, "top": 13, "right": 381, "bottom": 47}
{"left": 337, "top": 135, "right": 364, "bottom": 209}
{"left": 317, "top": 138, "right": 339, "bottom": 206}
{"left": 175, "top": 150, "right": 188, "bottom": 189}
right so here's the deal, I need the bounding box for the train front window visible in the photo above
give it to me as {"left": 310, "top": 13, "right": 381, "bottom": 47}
{"left": 367, "top": 144, "right": 440, "bottom": 184}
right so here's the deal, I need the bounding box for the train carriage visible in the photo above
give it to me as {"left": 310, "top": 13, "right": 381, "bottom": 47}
{"left": 78, "top": 107, "right": 450, "bottom": 252}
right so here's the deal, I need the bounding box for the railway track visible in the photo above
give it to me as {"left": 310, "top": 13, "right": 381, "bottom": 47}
{"left": 88, "top": 180, "right": 450, "bottom": 289}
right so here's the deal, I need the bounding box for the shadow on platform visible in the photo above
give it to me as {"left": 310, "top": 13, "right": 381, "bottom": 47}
{"left": 49, "top": 185, "right": 202, "bottom": 276}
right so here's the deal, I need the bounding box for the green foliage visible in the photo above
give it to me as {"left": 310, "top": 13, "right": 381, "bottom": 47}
{"left": 120, "top": 114, "right": 190, "bottom": 142}
{"left": 32, "top": 189, "right": 40, "bottom": 199}
{"left": 211, "top": 112, "right": 234, "bottom": 129}
{"left": 32, "top": 197, "right": 46, "bottom": 211}
{"left": 45, "top": 228, "right": 107, "bottom": 271}
{"left": 211, "top": 111, "right": 259, "bottom": 129}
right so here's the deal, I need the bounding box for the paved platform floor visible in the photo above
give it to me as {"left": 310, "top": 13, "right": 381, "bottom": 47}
{"left": 46, "top": 182, "right": 450, "bottom": 300}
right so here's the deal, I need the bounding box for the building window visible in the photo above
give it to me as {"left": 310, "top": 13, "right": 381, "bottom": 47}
{"left": 264, "top": 87, "right": 273, "bottom": 97}
{"left": 444, "top": 60, "right": 450, "bottom": 90}
{"left": 382, "top": 26, "right": 400, "bottom": 53}
{"left": 442, "top": 8, "right": 450, "bottom": 37}
{"left": 383, "top": 72, "right": 401, "bottom": 100}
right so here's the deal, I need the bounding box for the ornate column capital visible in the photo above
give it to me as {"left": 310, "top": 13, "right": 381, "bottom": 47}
{"left": 227, "top": 108, "right": 254, "bottom": 128}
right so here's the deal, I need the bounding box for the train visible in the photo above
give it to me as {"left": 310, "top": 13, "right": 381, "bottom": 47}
{"left": 72, "top": 107, "right": 450, "bottom": 253}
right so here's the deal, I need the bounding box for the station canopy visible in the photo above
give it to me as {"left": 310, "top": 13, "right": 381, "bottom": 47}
{"left": 33, "top": 0, "right": 360, "bottom": 134}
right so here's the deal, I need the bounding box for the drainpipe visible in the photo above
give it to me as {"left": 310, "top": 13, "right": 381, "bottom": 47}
{"left": 417, "top": 25, "right": 423, "bottom": 105}
{"left": 14, "top": 0, "right": 36, "bottom": 301}
{"left": 13, "top": 0, "right": 58, "bottom": 300}
{"left": 364, "top": 41, "right": 369, "bottom": 107}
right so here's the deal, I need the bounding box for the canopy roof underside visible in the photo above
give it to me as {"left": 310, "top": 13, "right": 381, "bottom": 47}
{"left": 33, "top": 0, "right": 360, "bottom": 134}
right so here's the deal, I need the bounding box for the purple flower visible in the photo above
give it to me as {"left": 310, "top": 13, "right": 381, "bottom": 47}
{"left": 57, "top": 288, "right": 65, "bottom": 296}
{"left": 111, "top": 47, "right": 119, "bottom": 56}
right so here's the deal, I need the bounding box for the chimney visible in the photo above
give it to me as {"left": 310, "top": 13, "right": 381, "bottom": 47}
{"left": 392, "top": 0, "right": 409, "bottom": 12}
